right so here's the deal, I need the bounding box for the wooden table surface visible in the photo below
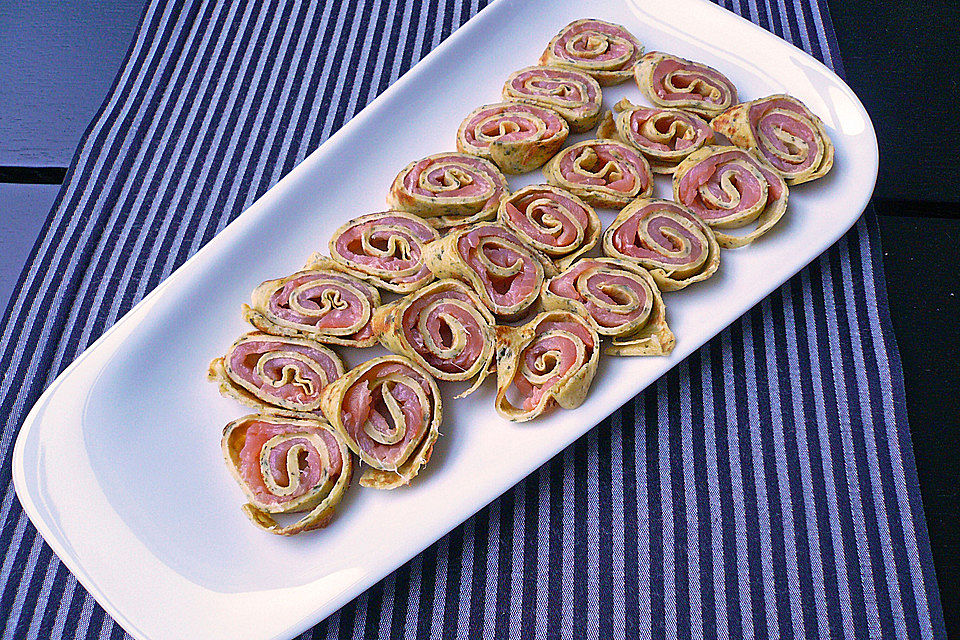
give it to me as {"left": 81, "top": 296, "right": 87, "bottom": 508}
{"left": 1, "top": 0, "right": 957, "bottom": 635}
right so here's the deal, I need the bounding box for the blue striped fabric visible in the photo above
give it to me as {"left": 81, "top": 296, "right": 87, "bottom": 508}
{"left": 0, "top": 0, "right": 946, "bottom": 638}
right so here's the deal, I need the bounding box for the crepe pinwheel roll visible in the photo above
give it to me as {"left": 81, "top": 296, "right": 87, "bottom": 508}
{"left": 498, "top": 184, "right": 600, "bottom": 270}
{"left": 502, "top": 65, "right": 602, "bottom": 133}
{"left": 495, "top": 310, "right": 599, "bottom": 422}
{"left": 539, "top": 19, "right": 644, "bottom": 86}
{"left": 422, "top": 222, "right": 551, "bottom": 320}
{"left": 320, "top": 355, "right": 441, "bottom": 490}
{"left": 208, "top": 332, "right": 344, "bottom": 414}
{"left": 710, "top": 94, "right": 834, "bottom": 185}
{"left": 602, "top": 198, "right": 720, "bottom": 291}
{"left": 673, "top": 146, "right": 789, "bottom": 248}
{"left": 543, "top": 139, "right": 653, "bottom": 209}
{"left": 243, "top": 257, "right": 380, "bottom": 347}
{"left": 387, "top": 152, "right": 510, "bottom": 229}
{"left": 597, "top": 98, "right": 714, "bottom": 174}
{"left": 328, "top": 211, "right": 438, "bottom": 294}
{"left": 222, "top": 414, "right": 352, "bottom": 536}
{"left": 541, "top": 257, "right": 675, "bottom": 356}
{"left": 635, "top": 52, "right": 738, "bottom": 118}
{"left": 456, "top": 102, "right": 569, "bottom": 174}
{"left": 372, "top": 279, "right": 496, "bottom": 397}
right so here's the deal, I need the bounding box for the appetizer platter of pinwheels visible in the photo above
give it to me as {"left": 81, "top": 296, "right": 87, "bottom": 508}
{"left": 12, "top": 0, "right": 877, "bottom": 638}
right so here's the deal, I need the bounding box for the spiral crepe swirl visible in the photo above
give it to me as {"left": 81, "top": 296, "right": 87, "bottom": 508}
{"left": 243, "top": 257, "right": 380, "bottom": 347}
{"left": 208, "top": 332, "right": 344, "bottom": 414}
{"left": 329, "top": 211, "right": 438, "bottom": 293}
{"left": 635, "top": 52, "right": 738, "bottom": 118}
{"left": 502, "top": 65, "right": 602, "bottom": 133}
{"left": 710, "top": 94, "right": 834, "bottom": 185}
{"left": 498, "top": 184, "right": 600, "bottom": 270}
{"left": 422, "top": 222, "right": 551, "bottom": 320}
{"left": 222, "top": 414, "right": 352, "bottom": 535}
{"left": 603, "top": 198, "right": 720, "bottom": 291}
{"left": 541, "top": 258, "right": 675, "bottom": 356}
{"left": 597, "top": 98, "right": 714, "bottom": 174}
{"left": 320, "top": 355, "right": 441, "bottom": 489}
{"left": 543, "top": 139, "right": 653, "bottom": 209}
{"left": 372, "top": 279, "right": 496, "bottom": 397}
{"left": 495, "top": 310, "right": 599, "bottom": 422}
{"left": 673, "top": 146, "right": 789, "bottom": 248}
{"left": 387, "top": 152, "right": 509, "bottom": 229}
{"left": 539, "top": 19, "right": 644, "bottom": 86}
{"left": 457, "top": 102, "right": 569, "bottom": 174}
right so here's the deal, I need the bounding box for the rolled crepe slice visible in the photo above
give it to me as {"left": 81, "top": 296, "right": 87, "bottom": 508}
{"left": 372, "top": 279, "right": 496, "bottom": 397}
{"left": 222, "top": 413, "right": 352, "bottom": 535}
{"left": 710, "top": 94, "right": 834, "bottom": 185}
{"left": 602, "top": 197, "right": 720, "bottom": 291}
{"left": 541, "top": 257, "right": 675, "bottom": 356}
{"left": 320, "top": 355, "right": 441, "bottom": 489}
{"left": 539, "top": 18, "right": 644, "bottom": 86}
{"left": 387, "top": 152, "right": 510, "bottom": 229}
{"left": 635, "top": 52, "right": 738, "bottom": 118}
{"left": 329, "top": 211, "right": 438, "bottom": 294}
{"left": 597, "top": 98, "right": 714, "bottom": 174}
{"left": 422, "top": 222, "right": 551, "bottom": 320}
{"left": 456, "top": 102, "right": 569, "bottom": 174}
{"left": 673, "top": 146, "right": 789, "bottom": 248}
{"left": 495, "top": 310, "right": 600, "bottom": 422}
{"left": 208, "top": 332, "right": 344, "bottom": 414}
{"left": 543, "top": 139, "right": 653, "bottom": 209}
{"left": 243, "top": 257, "right": 380, "bottom": 347}
{"left": 502, "top": 65, "right": 602, "bottom": 133}
{"left": 498, "top": 184, "right": 600, "bottom": 270}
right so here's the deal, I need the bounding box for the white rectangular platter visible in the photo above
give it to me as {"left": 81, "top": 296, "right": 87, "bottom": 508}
{"left": 12, "top": 0, "right": 878, "bottom": 638}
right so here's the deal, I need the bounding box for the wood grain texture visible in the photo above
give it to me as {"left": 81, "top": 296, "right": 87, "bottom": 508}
{"left": 829, "top": 0, "right": 960, "bottom": 204}
{"left": 0, "top": 183, "right": 59, "bottom": 312}
{"left": 0, "top": 0, "right": 146, "bottom": 167}
{"left": 879, "top": 212, "right": 960, "bottom": 639}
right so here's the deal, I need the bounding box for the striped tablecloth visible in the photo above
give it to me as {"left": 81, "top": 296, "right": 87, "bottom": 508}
{"left": 0, "top": 0, "right": 946, "bottom": 638}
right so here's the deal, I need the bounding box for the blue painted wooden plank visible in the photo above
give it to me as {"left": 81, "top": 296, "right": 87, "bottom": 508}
{"left": 0, "top": 183, "right": 59, "bottom": 313}
{"left": 0, "top": 0, "right": 146, "bottom": 167}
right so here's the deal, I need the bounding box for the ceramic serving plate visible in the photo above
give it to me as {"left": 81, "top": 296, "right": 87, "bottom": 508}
{"left": 12, "top": 0, "right": 877, "bottom": 638}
